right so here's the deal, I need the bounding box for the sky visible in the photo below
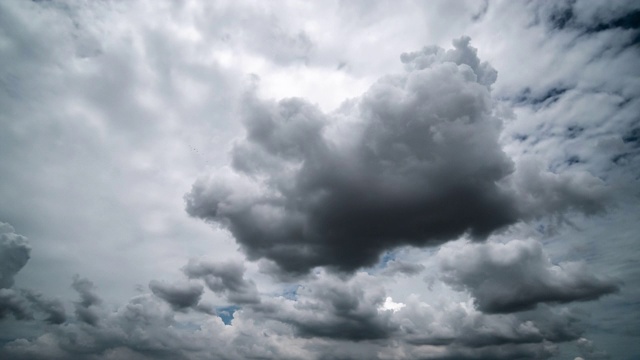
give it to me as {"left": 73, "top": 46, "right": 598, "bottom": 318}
{"left": 0, "top": 1, "right": 639, "bottom": 359}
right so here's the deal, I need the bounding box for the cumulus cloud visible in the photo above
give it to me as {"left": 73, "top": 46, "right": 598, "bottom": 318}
{"left": 0, "top": 288, "right": 31, "bottom": 321}
{"left": 0, "top": 289, "right": 66, "bottom": 325}
{"left": 185, "top": 36, "right": 611, "bottom": 275}
{"left": 71, "top": 276, "right": 102, "bottom": 326}
{"left": 260, "top": 272, "right": 396, "bottom": 341}
{"left": 183, "top": 259, "right": 260, "bottom": 305}
{"left": 186, "top": 38, "right": 516, "bottom": 274}
{"left": 0, "top": 222, "right": 31, "bottom": 289}
{"left": 0, "top": 268, "right": 589, "bottom": 360}
{"left": 438, "top": 239, "right": 619, "bottom": 313}
{"left": 0, "top": 223, "right": 66, "bottom": 324}
{"left": 1, "top": 1, "right": 637, "bottom": 359}
{"left": 149, "top": 280, "right": 204, "bottom": 311}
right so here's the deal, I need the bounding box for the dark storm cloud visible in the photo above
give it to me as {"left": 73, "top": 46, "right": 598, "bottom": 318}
{"left": 21, "top": 289, "right": 66, "bottom": 324}
{"left": 438, "top": 239, "right": 619, "bottom": 313}
{"left": 72, "top": 276, "right": 102, "bottom": 326}
{"left": 186, "top": 36, "right": 609, "bottom": 275}
{"left": 183, "top": 260, "right": 260, "bottom": 305}
{"left": 0, "top": 222, "right": 31, "bottom": 289}
{"left": 0, "top": 288, "right": 31, "bottom": 320}
{"left": 149, "top": 280, "right": 204, "bottom": 310}
{"left": 186, "top": 37, "right": 518, "bottom": 274}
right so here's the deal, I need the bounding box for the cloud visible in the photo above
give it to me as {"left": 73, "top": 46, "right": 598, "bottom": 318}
{"left": 0, "top": 288, "right": 32, "bottom": 321}
{"left": 185, "top": 37, "right": 518, "bottom": 275}
{"left": 438, "top": 239, "right": 619, "bottom": 313}
{"left": 576, "top": 337, "right": 610, "bottom": 360}
{"left": 149, "top": 280, "right": 204, "bottom": 311}
{"left": 0, "top": 266, "right": 591, "bottom": 360}
{"left": 186, "top": 36, "right": 611, "bottom": 275}
{"left": 0, "top": 288, "right": 66, "bottom": 325}
{"left": 71, "top": 276, "right": 102, "bottom": 326}
{"left": 20, "top": 289, "right": 66, "bottom": 325}
{"left": 380, "top": 259, "right": 425, "bottom": 277}
{"left": 183, "top": 259, "right": 260, "bottom": 305}
{"left": 0, "top": 222, "right": 66, "bottom": 324}
{"left": 0, "top": 222, "right": 31, "bottom": 289}
{"left": 260, "top": 271, "right": 397, "bottom": 341}
{"left": 1, "top": 1, "right": 637, "bottom": 359}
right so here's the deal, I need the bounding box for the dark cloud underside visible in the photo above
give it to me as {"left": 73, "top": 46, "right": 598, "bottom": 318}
{"left": 186, "top": 37, "right": 607, "bottom": 275}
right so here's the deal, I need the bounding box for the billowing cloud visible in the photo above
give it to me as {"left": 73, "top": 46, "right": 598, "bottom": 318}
{"left": 71, "top": 276, "right": 102, "bottom": 326}
{"left": 0, "top": 222, "right": 65, "bottom": 324}
{"left": 0, "top": 288, "right": 31, "bottom": 321}
{"left": 0, "top": 268, "right": 588, "bottom": 360}
{"left": 183, "top": 260, "right": 260, "bottom": 305}
{"left": 261, "top": 272, "right": 396, "bottom": 341}
{"left": 186, "top": 38, "right": 511, "bottom": 274}
{"left": 438, "top": 239, "right": 619, "bottom": 313}
{"left": 149, "top": 280, "right": 204, "bottom": 310}
{"left": 186, "top": 37, "right": 608, "bottom": 275}
{"left": 0, "top": 222, "right": 31, "bottom": 289}
{"left": 1, "top": 1, "right": 638, "bottom": 359}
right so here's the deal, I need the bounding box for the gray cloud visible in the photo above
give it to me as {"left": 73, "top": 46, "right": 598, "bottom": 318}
{"left": 0, "top": 288, "right": 66, "bottom": 325}
{"left": 0, "top": 222, "right": 66, "bottom": 325}
{"left": 149, "top": 280, "right": 204, "bottom": 311}
{"left": 183, "top": 260, "right": 260, "bottom": 305}
{"left": 21, "top": 289, "right": 66, "bottom": 325}
{"left": 0, "top": 288, "right": 31, "bottom": 321}
{"left": 0, "top": 267, "right": 593, "bottom": 360}
{"left": 186, "top": 36, "right": 610, "bottom": 276}
{"left": 71, "top": 276, "right": 102, "bottom": 326}
{"left": 0, "top": 222, "right": 31, "bottom": 289}
{"left": 379, "top": 260, "right": 425, "bottom": 277}
{"left": 0, "top": 1, "right": 637, "bottom": 359}
{"left": 186, "top": 37, "right": 520, "bottom": 275}
{"left": 263, "top": 272, "right": 396, "bottom": 341}
{"left": 438, "top": 239, "right": 619, "bottom": 313}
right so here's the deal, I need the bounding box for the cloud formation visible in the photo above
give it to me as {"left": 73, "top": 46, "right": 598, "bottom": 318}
{"left": 438, "top": 239, "right": 619, "bottom": 313}
{"left": 0, "top": 222, "right": 67, "bottom": 324}
{"left": 186, "top": 37, "right": 516, "bottom": 274}
{"left": 186, "top": 36, "right": 610, "bottom": 275}
{"left": 0, "top": 222, "right": 31, "bottom": 289}
{"left": 149, "top": 280, "right": 204, "bottom": 311}
{"left": 183, "top": 259, "right": 261, "bottom": 305}
{"left": 0, "top": 267, "right": 588, "bottom": 360}
{"left": 1, "top": 0, "right": 638, "bottom": 359}
{"left": 71, "top": 276, "right": 102, "bottom": 326}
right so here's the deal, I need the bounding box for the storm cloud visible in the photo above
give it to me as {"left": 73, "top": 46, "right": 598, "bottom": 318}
{"left": 185, "top": 37, "right": 609, "bottom": 275}
{"left": 149, "top": 280, "right": 204, "bottom": 310}
{"left": 438, "top": 239, "right": 619, "bottom": 313}
{"left": 0, "top": 222, "right": 31, "bottom": 289}
{"left": 1, "top": 0, "right": 638, "bottom": 359}
{"left": 71, "top": 276, "right": 102, "bottom": 326}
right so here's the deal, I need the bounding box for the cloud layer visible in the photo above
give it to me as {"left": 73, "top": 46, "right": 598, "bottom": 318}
{"left": 1, "top": 0, "right": 638, "bottom": 359}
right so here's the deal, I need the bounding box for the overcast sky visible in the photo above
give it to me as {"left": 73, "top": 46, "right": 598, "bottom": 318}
{"left": 1, "top": 1, "right": 639, "bottom": 359}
